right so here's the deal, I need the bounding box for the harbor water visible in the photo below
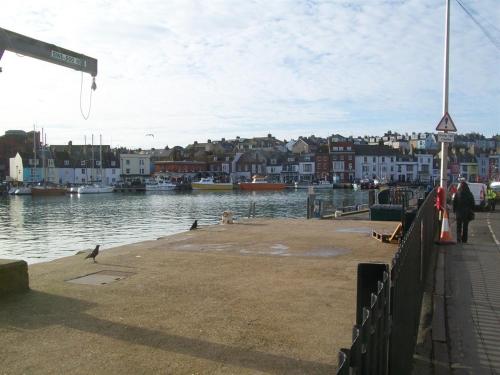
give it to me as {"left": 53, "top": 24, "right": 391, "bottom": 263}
{"left": 0, "top": 189, "right": 369, "bottom": 264}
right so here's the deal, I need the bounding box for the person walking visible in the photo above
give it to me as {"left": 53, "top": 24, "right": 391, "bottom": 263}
{"left": 452, "top": 181, "right": 475, "bottom": 243}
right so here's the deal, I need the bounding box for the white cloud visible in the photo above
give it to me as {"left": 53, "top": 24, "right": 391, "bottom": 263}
{"left": 1, "top": 0, "right": 498, "bottom": 148}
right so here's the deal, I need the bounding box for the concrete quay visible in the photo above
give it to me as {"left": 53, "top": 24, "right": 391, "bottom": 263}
{"left": 0, "top": 218, "right": 401, "bottom": 375}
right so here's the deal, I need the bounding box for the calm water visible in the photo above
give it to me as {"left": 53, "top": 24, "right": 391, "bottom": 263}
{"left": 0, "top": 189, "right": 368, "bottom": 264}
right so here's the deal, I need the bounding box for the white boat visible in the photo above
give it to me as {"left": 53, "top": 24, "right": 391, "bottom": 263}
{"left": 14, "top": 186, "right": 32, "bottom": 195}
{"left": 145, "top": 179, "right": 176, "bottom": 191}
{"left": 192, "top": 177, "right": 233, "bottom": 190}
{"left": 8, "top": 187, "right": 17, "bottom": 195}
{"left": 78, "top": 184, "right": 114, "bottom": 194}
{"left": 294, "top": 180, "right": 333, "bottom": 190}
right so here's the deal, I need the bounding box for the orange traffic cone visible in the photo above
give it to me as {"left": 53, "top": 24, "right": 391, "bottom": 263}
{"left": 437, "top": 209, "right": 456, "bottom": 245}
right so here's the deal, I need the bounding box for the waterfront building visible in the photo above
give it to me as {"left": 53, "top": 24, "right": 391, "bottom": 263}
{"left": 0, "top": 130, "right": 39, "bottom": 181}
{"left": 396, "top": 155, "right": 418, "bottom": 183}
{"left": 120, "top": 153, "right": 151, "bottom": 180}
{"left": 415, "top": 153, "right": 434, "bottom": 184}
{"left": 298, "top": 154, "right": 315, "bottom": 183}
{"left": 353, "top": 145, "right": 398, "bottom": 181}
{"left": 153, "top": 160, "right": 206, "bottom": 178}
{"left": 315, "top": 148, "right": 331, "bottom": 181}
{"left": 265, "top": 152, "right": 285, "bottom": 182}
{"left": 281, "top": 155, "right": 299, "bottom": 184}
{"left": 331, "top": 142, "right": 355, "bottom": 183}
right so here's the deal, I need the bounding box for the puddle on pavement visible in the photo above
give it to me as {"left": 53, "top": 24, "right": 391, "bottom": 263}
{"left": 67, "top": 270, "right": 135, "bottom": 285}
{"left": 171, "top": 242, "right": 350, "bottom": 258}
{"left": 335, "top": 227, "right": 373, "bottom": 234}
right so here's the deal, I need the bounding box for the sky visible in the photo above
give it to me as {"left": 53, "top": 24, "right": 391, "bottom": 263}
{"left": 0, "top": 0, "right": 499, "bottom": 149}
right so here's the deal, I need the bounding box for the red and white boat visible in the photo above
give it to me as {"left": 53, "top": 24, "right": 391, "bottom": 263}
{"left": 239, "top": 176, "right": 286, "bottom": 191}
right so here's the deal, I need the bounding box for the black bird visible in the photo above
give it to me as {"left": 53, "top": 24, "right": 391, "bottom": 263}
{"left": 190, "top": 220, "right": 198, "bottom": 230}
{"left": 85, "top": 245, "right": 100, "bottom": 263}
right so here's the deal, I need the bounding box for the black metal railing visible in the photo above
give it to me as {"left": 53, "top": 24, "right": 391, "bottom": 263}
{"left": 337, "top": 189, "right": 437, "bottom": 374}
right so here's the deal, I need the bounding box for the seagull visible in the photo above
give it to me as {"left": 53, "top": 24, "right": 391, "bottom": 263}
{"left": 190, "top": 220, "right": 198, "bottom": 230}
{"left": 85, "top": 245, "right": 100, "bottom": 263}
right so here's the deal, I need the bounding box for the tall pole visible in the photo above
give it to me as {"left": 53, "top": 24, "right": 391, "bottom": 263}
{"left": 440, "top": 0, "right": 450, "bottom": 191}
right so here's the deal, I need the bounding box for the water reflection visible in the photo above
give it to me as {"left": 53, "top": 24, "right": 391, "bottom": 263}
{"left": 0, "top": 189, "right": 368, "bottom": 264}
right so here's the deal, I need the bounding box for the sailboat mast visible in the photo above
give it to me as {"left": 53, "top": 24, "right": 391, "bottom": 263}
{"left": 33, "top": 124, "right": 36, "bottom": 183}
{"left": 100, "top": 134, "right": 103, "bottom": 184}
{"left": 91, "top": 134, "right": 94, "bottom": 183}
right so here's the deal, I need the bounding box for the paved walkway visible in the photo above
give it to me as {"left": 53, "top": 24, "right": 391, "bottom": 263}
{"left": 431, "top": 210, "right": 500, "bottom": 374}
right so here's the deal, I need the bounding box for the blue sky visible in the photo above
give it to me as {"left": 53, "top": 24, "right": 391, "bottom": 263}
{"left": 0, "top": 0, "right": 498, "bottom": 148}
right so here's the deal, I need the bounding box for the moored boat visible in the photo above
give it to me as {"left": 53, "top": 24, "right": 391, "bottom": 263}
{"left": 145, "top": 179, "right": 177, "bottom": 191}
{"left": 14, "top": 186, "right": 32, "bottom": 195}
{"left": 77, "top": 184, "right": 114, "bottom": 194}
{"left": 239, "top": 176, "right": 286, "bottom": 191}
{"left": 192, "top": 177, "right": 233, "bottom": 190}
{"left": 294, "top": 180, "right": 333, "bottom": 190}
{"left": 31, "top": 185, "right": 66, "bottom": 196}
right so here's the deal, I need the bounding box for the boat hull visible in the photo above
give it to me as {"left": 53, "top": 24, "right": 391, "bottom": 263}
{"left": 31, "top": 187, "right": 66, "bottom": 196}
{"left": 78, "top": 185, "right": 114, "bottom": 194}
{"left": 239, "top": 183, "right": 286, "bottom": 191}
{"left": 192, "top": 183, "right": 233, "bottom": 190}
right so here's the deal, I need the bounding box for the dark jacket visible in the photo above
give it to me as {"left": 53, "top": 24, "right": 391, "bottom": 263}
{"left": 453, "top": 187, "right": 475, "bottom": 220}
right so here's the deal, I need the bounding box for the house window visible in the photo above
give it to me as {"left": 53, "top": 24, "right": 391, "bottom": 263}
{"left": 364, "top": 157, "right": 367, "bottom": 163}
{"left": 348, "top": 155, "right": 352, "bottom": 161}
{"left": 140, "top": 168, "right": 145, "bottom": 174}
{"left": 48, "top": 159, "right": 54, "bottom": 168}
{"left": 96, "top": 160, "right": 101, "bottom": 166}
{"left": 339, "top": 147, "right": 344, "bottom": 151}
{"left": 347, "top": 147, "right": 352, "bottom": 151}
{"left": 81, "top": 160, "right": 86, "bottom": 166}
{"left": 112, "top": 169, "right": 116, "bottom": 175}
{"left": 126, "top": 168, "right": 130, "bottom": 174}
{"left": 139, "top": 159, "right": 144, "bottom": 165}
{"left": 304, "top": 156, "right": 310, "bottom": 162}
{"left": 391, "top": 157, "right": 394, "bottom": 162}
{"left": 349, "top": 163, "right": 353, "bottom": 170}
{"left": 126, "top": 160, "right": 130, "bottom": 165}
{"left": 81, "top": 169, "right": 85, "bottom": 174}
{"left": 303, "top": 164, "right": 312, "bottom": 172}
{"left": 340, "top": 155, "right": 344, "bottom": 160}
{"left": 372, "top": 157, "right": 376, "bottom": 163}
{"left": 271, "top": 159, "right": 277, "bottom": 165}
{"left": 64, "top": 160, "right": 70, "bottom": 166}
{"left": 382, "top": 157, "right": 385, "bottom": 162}
{"left": 111, "top": 161, "right": 116, "bottom": 167}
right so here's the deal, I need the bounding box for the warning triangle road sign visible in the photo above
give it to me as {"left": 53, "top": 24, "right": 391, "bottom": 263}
{"left": 436, "top": 112, "right": 457, "bottom": 132}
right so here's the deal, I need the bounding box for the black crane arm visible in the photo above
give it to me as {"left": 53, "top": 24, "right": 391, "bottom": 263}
{"left": 0, "top": 27, "right": 97, "bottom": 77}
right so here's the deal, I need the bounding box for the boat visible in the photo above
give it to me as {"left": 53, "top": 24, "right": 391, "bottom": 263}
{"left": 294, "top": 180, "right": 333, "bottom": 190}
{"left": 77, "top": 184, "right": 114, "bottom": 194}
{"left": 239, "top": 176, "right": 286, "bottom": 191}
{"left": 145, "top": 178, "right": 177, "bottom": 191}
{"left": 31, "top": 184, "right": 66, "bottom": 196}
{"left": 78, "top": 135, "right": 114, "bottom": 194}
{"left": 14, "top": 186, "right": 32, "bottom": 195}
{"left": 191, "top": 177, "right": 233, "bottom": 190}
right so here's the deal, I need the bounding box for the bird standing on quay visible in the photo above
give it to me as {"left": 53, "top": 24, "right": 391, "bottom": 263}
{"left": 85, "top": 245, "right": 100, "bottom": 263}
{"left": 190, "top": 220, "right": 198, "bottom": 230}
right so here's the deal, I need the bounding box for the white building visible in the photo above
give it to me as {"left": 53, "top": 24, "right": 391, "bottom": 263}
{"left": 120, "top": 154, "right": 151, "bottom": 179}
{"left": 353, "top": 145, "right": 398, "bottom": 181}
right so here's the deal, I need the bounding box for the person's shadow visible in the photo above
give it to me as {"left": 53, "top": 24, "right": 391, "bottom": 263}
{"left": 1, "top": 290, "right": 335, "bottom": 374}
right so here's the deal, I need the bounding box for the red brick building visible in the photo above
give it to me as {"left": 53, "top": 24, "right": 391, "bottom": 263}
{"left": 331, "top": 142, "right": 355, "bottom": 182}
{"left": 153, "top": 161, "right": 206, "bottom": 174}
